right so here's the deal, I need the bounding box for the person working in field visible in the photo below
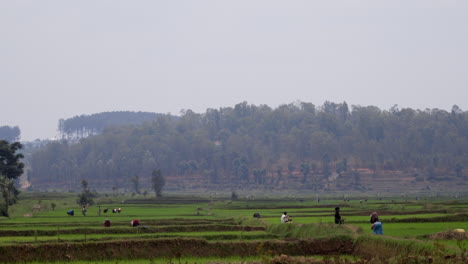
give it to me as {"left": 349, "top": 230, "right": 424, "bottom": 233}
{"left": 334, "top": 207, "right": 345, "bottom": 224}
{"left": 281, "top": 212, "right": 292, "bottom": 223}
{"left": 131, "top": 219, "right": 140, "bottom": 227}
{"left": 370, "top": 211, "right": 379, "bottom": 223}
{"left": 371, "top": 220, "right": 383, "bottom": 235}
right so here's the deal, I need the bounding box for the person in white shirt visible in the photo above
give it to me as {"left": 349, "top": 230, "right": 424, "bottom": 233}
{"left": 281, "top": 212, "right": 291, "bottom": 223}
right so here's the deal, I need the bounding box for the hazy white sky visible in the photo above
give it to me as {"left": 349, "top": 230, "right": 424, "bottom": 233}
{"left": 1, "top": 1, "right": 467, "bottom": 141}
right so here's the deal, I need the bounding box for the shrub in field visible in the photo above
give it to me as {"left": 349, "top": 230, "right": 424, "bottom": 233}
{"left": 76, "top": 180, "right": 96, "bottom": 206}
{"left": 240, "top": 217, "right": 269, "bottom": 228}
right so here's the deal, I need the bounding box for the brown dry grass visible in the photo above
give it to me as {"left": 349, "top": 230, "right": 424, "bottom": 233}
{"left": 429, "top": 230, "right": 468, "bottom": 240}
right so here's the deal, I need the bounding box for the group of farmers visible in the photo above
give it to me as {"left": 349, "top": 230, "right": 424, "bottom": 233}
{"left": 279, "top": 207, "right": 383, "bottom": 235}
{"left": 66, "top": 207, "right": 141, "bottom": 228}
{"left": 334, "top": 207, "right": 383, "bottom": 234}
{"left": 69, "top": 205, "right": 383, "bottom": 234}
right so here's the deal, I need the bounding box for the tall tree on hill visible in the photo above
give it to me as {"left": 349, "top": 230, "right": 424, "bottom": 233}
{"left": 58, "top": 111, "right": 162, "bottom": 139}
{"left": 151, "top": 169, "right": 165, "bottom": 197}
{"left": 0, "top": 126, "right": 21, "bottom": 142}
{"left": 322, "top": 153, "right": 331, "bottom": 179}
{"left": 276, "top": 166, "right": 283, "bottom": 184}
{"left": 300, "top": 163, "right": 310, "bottom": 184}
{"left": 0, "top": 140, "right": 24, "bottom": 217}
{"left": 131, "top": 176, "right": 140, "bottom": 194}
{"left": 253, "top": 168, "right": 266, "bottom": 185}
{"left": 287, "top": 161, "right": 295, "bottom": 176}
{"left": 455, "top": 162, "right": 464, "bottom": 178}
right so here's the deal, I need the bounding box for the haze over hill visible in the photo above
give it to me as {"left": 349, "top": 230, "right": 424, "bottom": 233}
{"left": 27, "top": 102, "right": 468, "bottom": 195}
{"left": 1, "top": 1, "right": 468, "bottom": 141}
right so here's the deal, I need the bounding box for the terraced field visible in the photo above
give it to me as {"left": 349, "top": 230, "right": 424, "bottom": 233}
{"left": 0, "top": 193, "right": 467, "bottom": 263}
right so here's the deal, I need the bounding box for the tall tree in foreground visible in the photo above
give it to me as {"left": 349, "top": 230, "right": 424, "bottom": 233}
{"left": 0, "top": 140, "right": 24, "bottom": 217}
{"left": 151, "top": 169, "right": 165, "bottom": 197}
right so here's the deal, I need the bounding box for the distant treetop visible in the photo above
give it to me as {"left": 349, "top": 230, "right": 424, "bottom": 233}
{"left": 0, "top": 126, "right": 21, "bottom": 142}
{"left": 58, "top": 111, "right": 168, "bottom": 139}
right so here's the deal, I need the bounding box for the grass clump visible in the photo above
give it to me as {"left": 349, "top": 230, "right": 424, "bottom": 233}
{"left": 266, "top": 222, "right": 356, "bottom": 239}
{"left": 354, "top": 235, "right": 468, "bottom": 263}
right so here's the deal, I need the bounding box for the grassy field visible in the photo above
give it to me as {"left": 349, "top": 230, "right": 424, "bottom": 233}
{"left": 0, "top": 192, "right": 466, "bottom": 263}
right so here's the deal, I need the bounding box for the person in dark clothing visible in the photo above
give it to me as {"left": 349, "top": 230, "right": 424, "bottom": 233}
{"left": 334, "top": 207, "right": 345, "bottom": 224}
{"left": 370, "top": 211, "right": 379, "bottom": 223}
{"left": 67, "top": 210, "right": 74, "bottom": 216}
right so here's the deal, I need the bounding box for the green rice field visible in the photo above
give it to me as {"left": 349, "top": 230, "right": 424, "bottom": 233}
{"left": 0, "top": 192, "right": 466, "bottom": 263}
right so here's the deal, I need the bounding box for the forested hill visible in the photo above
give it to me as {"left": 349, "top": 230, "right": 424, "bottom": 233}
{"left": 58, "top": 111, "right": 167, "bottom": 139}
{"left": 29, "top": 102, "right": 468, "bottom": 192}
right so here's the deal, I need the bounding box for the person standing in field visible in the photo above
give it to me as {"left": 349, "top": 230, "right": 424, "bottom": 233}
{"left": 334, "top": 207, "right": 345, "bottom": 224}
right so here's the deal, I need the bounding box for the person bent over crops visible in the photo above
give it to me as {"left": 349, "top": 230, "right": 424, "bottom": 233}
{"left": 371, "top": 221, "right": 383, "bottom": 235}
{"left": 131, "top": 219, "right": 140, "bottom": 227}
{"left": 281, "top": 212, "right": 292, "bottom": 223}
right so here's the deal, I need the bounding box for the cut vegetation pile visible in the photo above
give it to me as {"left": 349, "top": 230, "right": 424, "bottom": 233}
{"left": 429, "top": 230, "right": 468, "bottom": 240}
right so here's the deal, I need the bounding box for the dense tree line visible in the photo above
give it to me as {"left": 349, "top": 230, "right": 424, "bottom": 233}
{"left": 58, "top": 111, "right": 167, "bottom": 139}
{"left": 29, "top": 102, "right": 468, "bottom": 190}
{"left": 0, "top": 126, "right": 20, "bottom": 142}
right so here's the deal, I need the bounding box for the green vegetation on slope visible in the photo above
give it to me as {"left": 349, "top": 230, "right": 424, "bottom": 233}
{"left": 0, "top": 193, "right": 466, "bottom": 263}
